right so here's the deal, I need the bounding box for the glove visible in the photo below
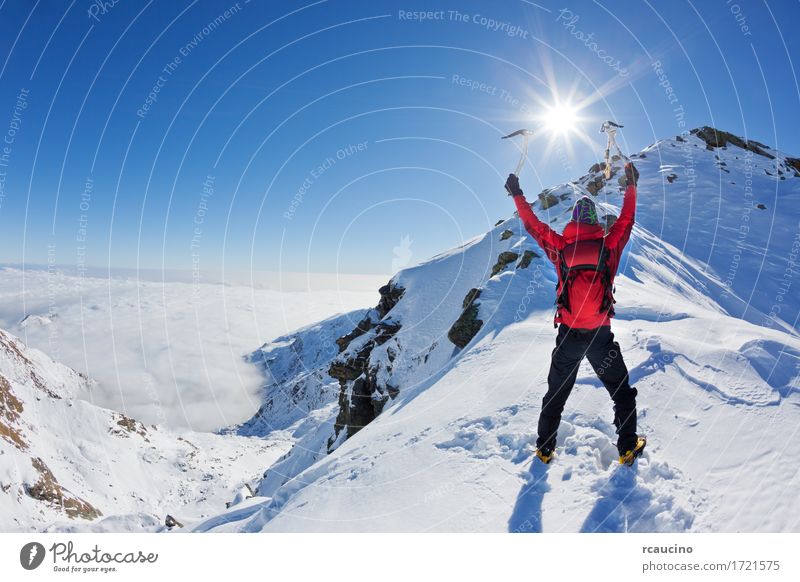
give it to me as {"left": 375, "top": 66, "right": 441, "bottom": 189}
{"left": 624, "top": 162, "right": 639, "bottom": 187}
{"left": 505, "top": 173, "right": 523, "bottom": 197}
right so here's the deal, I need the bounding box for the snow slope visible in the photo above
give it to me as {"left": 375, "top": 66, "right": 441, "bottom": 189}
{"left": 0, "top": 327, "right": 293, "bottom": 532}
{"left": 191, "top": 128, "right": 800, "bottom": 533}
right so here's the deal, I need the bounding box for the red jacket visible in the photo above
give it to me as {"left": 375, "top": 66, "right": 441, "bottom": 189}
{"left": 513, "top": 184, "right": 637, "bottom": 329}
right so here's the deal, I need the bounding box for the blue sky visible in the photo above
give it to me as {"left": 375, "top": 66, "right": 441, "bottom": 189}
{"left": 0, "top": 0, "right": 797, "bottom": 276}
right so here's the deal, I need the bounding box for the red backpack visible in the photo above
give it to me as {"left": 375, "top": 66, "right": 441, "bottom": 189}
{"left": 556, "top": 239, "right": 615, "bottom": 324}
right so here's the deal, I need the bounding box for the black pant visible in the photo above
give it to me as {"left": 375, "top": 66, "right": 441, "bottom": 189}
{"left": 536, "top": 324, "right": 638, "bottom": 455}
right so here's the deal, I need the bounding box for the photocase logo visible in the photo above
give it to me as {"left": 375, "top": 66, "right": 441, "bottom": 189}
{"left": 20, "top": 542, "right": 46, "bottom": 570}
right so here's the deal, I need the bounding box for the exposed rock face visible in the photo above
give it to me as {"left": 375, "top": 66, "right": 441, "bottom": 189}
{"left": 377, "top": 283, "right": 404, "bottom": 318}
{"left": 666, "top": 173, "right": 678, "bottom": 183}
{"left": 447, "top": 288, "right": 483, "bottom": 349}
{"left": 491, "top": 251, "right": 520, "bottom": 277}
{"left": 26, "top": 457, "right": 101, "bottom": 520}
{"left": 328, "top": 282, "right": 405, "bottom": 445}
{"left": 111, "top": 413, "right": 149, "bottom": 440}
{"left": 585, "top": 176, "right": 604, "bottom": 195}
{"left": 335, "top": 315, "right": 374, "bottom": 353}
{"left": 691, "top": 126, "right": 775, "bottom": 159}
{"left": 0, "top": 375, "right": 26, "bottom": 450}
{"left": 538, "top": 191, "right": 559, "bottom": 209}
{"left": 500, "top": 229, "right": 513, "bottom": 241}
{"left": 517, "top": 249, "right": 540, "bottom": 269}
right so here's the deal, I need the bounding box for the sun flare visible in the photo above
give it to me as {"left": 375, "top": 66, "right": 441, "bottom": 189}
{"left": 543, "top": 103, "right": 579, "bottom": 134}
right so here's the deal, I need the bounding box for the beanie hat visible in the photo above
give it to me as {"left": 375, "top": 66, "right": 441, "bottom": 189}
{"left": 572, "top": 196, "right": 599, "bottom": 225}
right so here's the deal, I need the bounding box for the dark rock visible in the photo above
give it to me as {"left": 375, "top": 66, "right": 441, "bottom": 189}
{"left": 491, "top": 251, "right": 520, "bottom": 277}
{"left": 335, "top": 315, "right": 374, "bottom": 353}
{"left": 447, "top": 289, "right": 483, "bottom": 349}
{"left": 785, "top": 157, "right": 800, "bottom": 177}
{"left": 676, "top": 135, "right": 686, "bottom": 142}
{"left": 343, "top": 377, "right": 375, "bottom": 437}
{"left": 585, "top": 177, "right": 604, "bottom": 196}
{"left": 500, "top": 229, "right": 513, "bottom": 241}
{"left": 329, "top": 345, "right": 372, "bottom": 382}
{"left": 666, "top": 173, "right": 677, "bottom": 183}
{"left": 373, "top": 321, "right": 402, "bottom": 345}
{"left": 377, "top": 283, "right": 405, "bottom": 318}
{"left": 538, "top": 191, "right": 559, "bottom": 209}
{"left": 26, "top": 457, "right": 101, "bottom": 520}
{"left": 165, "top": 514, "right": 183, "bottom": 528}
{"left": 589, "top": 162, "right": 603, "bottom": 174}
{"left": 756, "top": 203, "right": 767, "bottom": 210}
{"left": 690, "top": 126, "right": 775, "bottom": 159}
{"left": 603, "top": 214, "right": 618, "bottom": 232}
{"left": 0, "top": 375, "right": 26, "bottom": 450}
{"left": 517, "top": 249, "right": 540, "bottom": 269}
{"left": 494, "top": 219, "right": 504, "bottom": 226}
{"left": 328, "top": 299, "right": 403, "bottom": 445}
{"left": 461, "top": 287, "right": 481, "bottom": 309}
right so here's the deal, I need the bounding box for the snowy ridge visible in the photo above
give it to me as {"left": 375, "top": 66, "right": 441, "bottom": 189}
{"left": 191, "top": 128, "right": 800, "bottom": 532}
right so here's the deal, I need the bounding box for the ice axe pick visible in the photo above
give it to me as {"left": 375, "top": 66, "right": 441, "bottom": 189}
{"left": 501, "top": 128, "right": 534, "bottom": 178}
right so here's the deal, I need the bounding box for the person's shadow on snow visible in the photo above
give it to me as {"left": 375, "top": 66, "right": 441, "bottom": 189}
{"left": 508, "top": 460, "right": 550, "bottom": 533}
{"left": 580, "top": 464, "right": 648, "bottom": 532}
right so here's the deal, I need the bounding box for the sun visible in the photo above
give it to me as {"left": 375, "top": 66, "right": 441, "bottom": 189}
{"left": 543, "top": 102, "right": 579, "bottom": 135}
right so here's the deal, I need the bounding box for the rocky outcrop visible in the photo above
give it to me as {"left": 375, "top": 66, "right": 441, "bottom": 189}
{"left": 500, "top": 229, "right": 513, "bottom": 241}
{"left": 26, "top": 457, "right": 101, "bottom": 520}
{"left": 585, "top": 176, "right": 605, "bottom": 195}
{"left": 517, "top": 249, "right": 540, "bottom": 269}
{"left": 447, "top": 288, "right": 483, "bottom": 349}
{"left": 538, "top": 190, "right": 559, "bottom": 209}
{"left": 111, "top": 413, "right": 149, "bottom": 440}
{"left": 491, "top": 251, "right": 520, "bottom": 277}
{"left": 377, "top": 283, "right": 404, "bottom": 318}
{"left": 0, "top": 375, "right": 26, "bottom": 450}
{"left": 328, "top": 282, "right": 405, "bottom": 445}
{"left": 690, "top": 126, "right": 774, "bottom": 159}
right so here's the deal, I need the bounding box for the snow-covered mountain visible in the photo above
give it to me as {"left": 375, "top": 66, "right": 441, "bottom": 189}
{"left": 3, "top": 127, "right": 798, "bottom": 533}
{"left": 0, "top": 326, "right": 292, "bottom": 532}
{"left": 191, "top": 127, "right": 800, "bottom": 533}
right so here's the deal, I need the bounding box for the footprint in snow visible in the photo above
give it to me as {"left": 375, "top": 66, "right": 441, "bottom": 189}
{"left": 580, "top": 458, "right": 696, "bottom": 533}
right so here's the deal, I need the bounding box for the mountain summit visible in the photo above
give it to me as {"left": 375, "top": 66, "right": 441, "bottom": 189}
{"left": 196, "top": 127, "right": 800, "bottom": 532}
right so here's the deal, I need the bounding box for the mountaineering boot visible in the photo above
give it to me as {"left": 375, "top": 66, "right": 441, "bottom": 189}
{"left": 535, "top": 447, "right": 554, "bottom": 465}
{"left": 619, "top": 437, "right": 647, "bottom": 466}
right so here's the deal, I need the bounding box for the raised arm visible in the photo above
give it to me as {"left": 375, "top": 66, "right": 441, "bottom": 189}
{"left": 505, "top": 174, "right": 563, "bottom": 258}
{"left": 605, "top": 162, "right": 638, "bottom": 251}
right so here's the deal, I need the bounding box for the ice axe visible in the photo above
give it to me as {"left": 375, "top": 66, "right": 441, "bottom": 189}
{"left": 600, "top": 120, "right": 626, "bottom": 179}
{"left": 501, "top": 128, "right": 534, "bottom": 177}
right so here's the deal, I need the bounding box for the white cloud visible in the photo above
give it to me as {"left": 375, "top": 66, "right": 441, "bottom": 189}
{"left": 0, "top": 268, "right": 381, "bottom": 431}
